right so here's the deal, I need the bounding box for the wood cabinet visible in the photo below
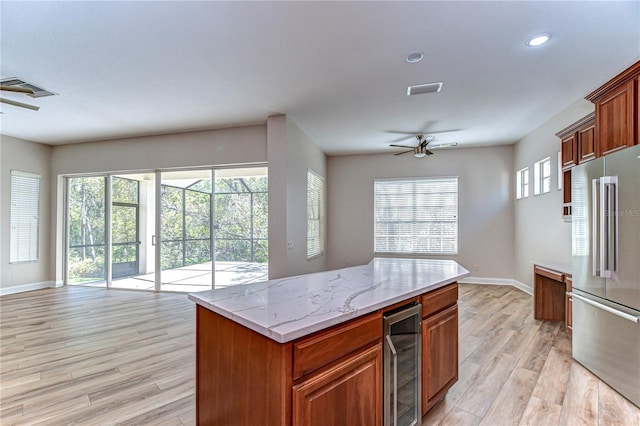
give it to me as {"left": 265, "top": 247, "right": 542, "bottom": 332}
{"left": 557, "top": 61, "right": 640, "bottom": 218}
{"left": 422, "top": 304, "right": 458, "bottom": 413}
{"left": 577, "top": 120, "right": 597, "bottom": 162}
{"left": 533, "top": 266, "right": 566, "bottom": 321}
{"left": 196, "top": 282, "right": 460, "bottom": 425}
{"left": 557, "top": 112, "right": 596, "bottom": 170}
{"left": 420, "top": 283, "right": 458, "bottom": 414}
{"left": 557, "top": 113, "right": 596, "bottom": 218}
{"left": 561, "top": 132, "right": 578, "bottom": 170}
{"left": 586, "top": 61, "right": 640, "bottom": 155}
{"left": 293, "top": 344, "right": 382, "bottom": 426}
{"left": 565, "top": 276, "right": 573, "bottom": 333}
{"left": 533, "top": 265, "right": 572, "bottom": 333}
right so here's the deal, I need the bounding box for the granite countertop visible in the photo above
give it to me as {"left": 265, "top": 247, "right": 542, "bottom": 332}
{"left": 188, "top": 257, "right": 469, "bottom": 343}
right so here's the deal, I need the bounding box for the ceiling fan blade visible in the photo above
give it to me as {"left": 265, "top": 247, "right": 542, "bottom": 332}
{"left": 0, "top": 85, "right": 35, "bottom": 94}
{"left": 386, "top": 134, "right": 418, "bottom": 144}
{"left": 390, "top": 144, "right": 418, "bottom": 149}
{"left": 0, "top": 97, "right": 39, "bottom": 111}
{"left": 425, "top": 149, "right": 434, "bottom": 155}
{"left": 394, "top": 150, "right": 414, "bottom": 156}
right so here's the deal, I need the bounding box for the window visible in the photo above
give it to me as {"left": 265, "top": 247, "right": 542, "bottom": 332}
{"left": 534, "top": 157, "right": 551, "bottom": 195}
{"left": 307, "top": 170, "right": 325, "bottom": 259}
{"left": 10, "top": 170, "right": 40, "bottom": 263}
{"left": 374, "top": 177, "right": 458, "bottom": 255}
{"left": 516, "top": 167, "right": 529, "bottom": 199}
{"left": 557, "top": 152, "right": 563, "bottom": 190}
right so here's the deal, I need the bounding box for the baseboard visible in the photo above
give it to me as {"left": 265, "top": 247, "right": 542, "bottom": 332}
{"left": 458, "top": 276, "right": 532, "bottom": 295}
{"left": 0, "top": 281, "right": 60, "bottom": 296}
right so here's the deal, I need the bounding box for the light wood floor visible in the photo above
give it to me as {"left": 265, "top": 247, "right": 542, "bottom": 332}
{"left": 1, "top": 284, "right": 639, "bottom": 425}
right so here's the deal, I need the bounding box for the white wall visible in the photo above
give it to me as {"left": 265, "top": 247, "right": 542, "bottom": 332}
{"left": 326, "top": 145, "right": 515, "bottom": 280}
{"left": 513, "top": 99, "right": 594, "bottom": 286}
{"left": 1, "top": 135, "right": 52, "bottom": 292}
{"left": 50, "top": 125, "right": 268, "bottom": 283}
{"left": 267, "top": 115, "right": 327, "bottom": 279}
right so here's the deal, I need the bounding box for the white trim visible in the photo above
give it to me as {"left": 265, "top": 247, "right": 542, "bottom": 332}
{"left": 0, "top": 281, "right": 60, "bottom": 296}
{"left": 458, "top": 276, "right": 532, "bottom": 295}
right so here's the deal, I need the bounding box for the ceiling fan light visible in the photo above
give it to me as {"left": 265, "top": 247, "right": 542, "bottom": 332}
{"left": 414, "top": 152, "right": 426, "bottom": 158}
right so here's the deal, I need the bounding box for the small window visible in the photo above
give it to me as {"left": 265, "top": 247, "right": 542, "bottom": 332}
{"left": 10, "top": 170, "right": 40, "bottom": 263}
{"left": 516, "top": 167, "right": 529, "bottom": 199}
{"left": 307, "top": 170, "right": 325, "bottom": 259}
{"left": 557, "top": 152, "right": 563, "bottom": 190}
{"left": 534, "top": 157, "right": 551, "bottom": 195}
{"left": 374, "top": 177, "right": 458, "bottom": 255}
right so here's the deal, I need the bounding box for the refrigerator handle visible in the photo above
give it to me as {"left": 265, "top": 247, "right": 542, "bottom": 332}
{"left": 600, "top": 176, "right": 618, "bottom": 277}
{"left": 599, "top": 178, "right": 609, "bottom": 278}
{"left": 592, "top": 178, "right": 600, "bottom": 277}
{"left": 609, "top": 176, "right": 618, "bottom": 274}
{"left": 568, "top": 292, "right": 639, "bottom": 323}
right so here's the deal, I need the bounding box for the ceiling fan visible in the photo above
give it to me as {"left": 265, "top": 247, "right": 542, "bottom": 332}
{"left": 0, "top": 84, "right": 39, "bottom": 111}
{"left": 390, "top": 134, "right": 457, "bottom": 158}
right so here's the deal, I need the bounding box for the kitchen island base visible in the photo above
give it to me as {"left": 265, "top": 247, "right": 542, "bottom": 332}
{"left": 195, "top": 281, "right": 460, "bottom": 425}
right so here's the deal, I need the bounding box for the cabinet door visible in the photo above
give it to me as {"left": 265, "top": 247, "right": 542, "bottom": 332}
{"left": 596, "top": 79, "right": 636, "bottom": 156}
{"left": 422, "top": 304, "right": 458, "bottom": 414}
{"left": 578, "top": 122, "right": 597, "bottom": 162}
{"left": 293, "top": 344, "right": 382, "bottom": 426}
{"left": 561, "top": 133, "right": 577, "bottom": 170}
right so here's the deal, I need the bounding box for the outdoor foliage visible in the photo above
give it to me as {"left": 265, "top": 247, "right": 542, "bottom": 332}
{"left": 67, "top": 174, "right": 268, "bottom": 283}
{"left": 68, "top": 177, "right": 106, "bottom": 283}
{"left": 215, "top": 177, "right": 268, "bottom": 263}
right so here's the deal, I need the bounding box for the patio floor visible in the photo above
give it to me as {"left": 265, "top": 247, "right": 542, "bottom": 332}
{"left": 77, "top": 261, "right": 268, "bottom": 293}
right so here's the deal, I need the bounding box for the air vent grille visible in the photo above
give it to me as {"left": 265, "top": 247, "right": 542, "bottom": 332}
{"left": 1, "top": 78, "right": 56, "bottom": 98}
{"left": 407, "top": 82, "right": 443, "bottom": 96}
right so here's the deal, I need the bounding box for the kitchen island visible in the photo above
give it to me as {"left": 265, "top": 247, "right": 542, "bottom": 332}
{"left": 189, "top": 257, "right": 469, "bottom": 425}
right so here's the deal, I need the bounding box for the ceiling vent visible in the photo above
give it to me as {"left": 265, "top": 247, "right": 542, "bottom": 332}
{"left": 407, "top": 82, "right": 443, "bottom": 96}
{"left": 1, "top": 78, "right": 57, "bottom": 98}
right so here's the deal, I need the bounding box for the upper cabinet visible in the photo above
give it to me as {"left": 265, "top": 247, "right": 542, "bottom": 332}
{"left": 556, "top": 61, "right": 639, "bottom": 218}
{"left": 557, "top": 112, "right": 596, "bottom": 170}
{"left": 586, "top": 61, "right": 640, "bottom": 156}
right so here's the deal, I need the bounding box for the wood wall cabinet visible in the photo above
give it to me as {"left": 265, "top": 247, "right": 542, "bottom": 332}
{"left": 557, "top": 112, "right": 596, "bottom": 170}
{"left": 421, "top": 283, "right": 459, "bottom": 415}
{"left": 556, "top": 113, "right": 596, "bottom": 217}
{"left": 586, "top": 61, "right": 640, "bottom": 156}
{"left": 560, "top": 132, "right": 578, "bottom": 170}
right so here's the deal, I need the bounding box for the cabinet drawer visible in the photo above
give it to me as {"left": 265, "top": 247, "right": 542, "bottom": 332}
{"left": 422, "top": 282, "right": 458, "bottom": 318}
{"left": 293, "top": 312, "right": 381, "bottom": 380}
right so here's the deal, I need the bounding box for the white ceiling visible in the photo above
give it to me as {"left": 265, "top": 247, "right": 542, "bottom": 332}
{"left": 1, "top": 1, "right": 638, "bottom": 155}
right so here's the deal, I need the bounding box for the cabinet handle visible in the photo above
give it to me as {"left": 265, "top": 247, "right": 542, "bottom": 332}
{"left": 385, "top": 335, "right": 398, "bottom": 426}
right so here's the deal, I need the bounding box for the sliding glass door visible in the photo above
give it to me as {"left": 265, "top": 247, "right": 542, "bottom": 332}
{"left": 214, "top": 167, "right": 268, "bottom": 287}
{"left": 67, "top": 176, "right": 106, "bottom": 286}
{"left": 66, "top": 166, "right": 268, "bottom": 292}
{"left": 159, "top": 170, "right": 213, "bottom": 292}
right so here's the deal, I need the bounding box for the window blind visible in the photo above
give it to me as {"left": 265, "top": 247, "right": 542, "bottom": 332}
{"left": 374, "top": 177, "right": 458, "bottom": 255}
{"left": 307, "top": 170, "right": 325, "bottom": 259}
{"left": 10, "top": 170, "right": 41, "bottom": 263}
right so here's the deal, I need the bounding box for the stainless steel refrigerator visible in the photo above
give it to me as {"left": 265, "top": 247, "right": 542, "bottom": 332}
{"left": 570, "top": 144, "right": 640, "bottom": 407}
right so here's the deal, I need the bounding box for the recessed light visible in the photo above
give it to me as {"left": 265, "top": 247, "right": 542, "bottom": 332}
{"left": 405, "top": 51, "right": 424, "bottom": 63}
{"left": 526, "top": 34, "right": 550, "bottom": 47}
